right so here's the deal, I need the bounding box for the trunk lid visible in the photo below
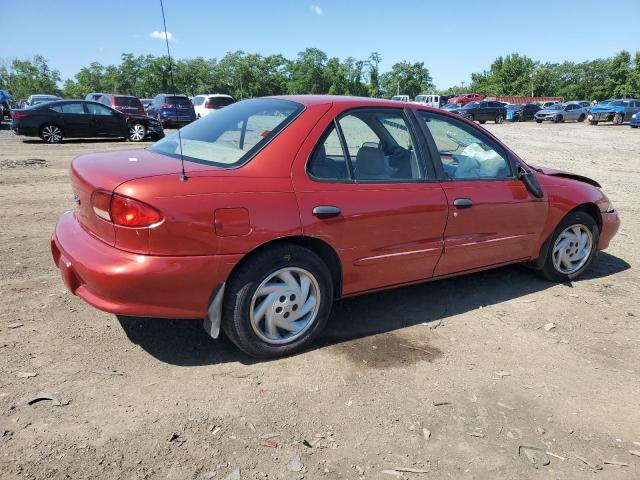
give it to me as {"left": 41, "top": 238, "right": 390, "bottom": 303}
{"left": 70, "top": 148, "right": 184, "bottom": 245}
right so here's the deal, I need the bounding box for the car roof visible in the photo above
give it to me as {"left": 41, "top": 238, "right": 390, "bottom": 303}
{"left": 195, "top": 94, "right": 233, "bottom": 98}
{"left": 272, "top": 94, "right": 447, "bottom": 109}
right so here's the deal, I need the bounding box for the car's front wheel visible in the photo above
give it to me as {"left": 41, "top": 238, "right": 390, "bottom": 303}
{"left": 578, "top": 114, "right": 586, "bottom": 122}
{"left": 495, "top": 114, "right": 504, "bottom": 124}
{"left": 128, "top": 123, "right": 146, "bottom": 142}
{"left": 40, "top": 124, "right": 63, "bottom": 143}
{"left": 222, "top": 244, "right": 333, "bottom": 358}
{"left": 589, "top": 120, "right": 598, "bottom": 125}
{"left": 554, "top": 115, "right": 563, "bottom": 123}
{"left": 537, "top": 211, "right": 599, "bottom": 282}
{"left": 535, "top": 119, "right": 542, "bottom": 123}
{"left": 613, "top": 113, "right": 624, "bottom": 125}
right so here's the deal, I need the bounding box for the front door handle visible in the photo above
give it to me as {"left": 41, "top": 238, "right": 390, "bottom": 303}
{"left": 453, "top": 198, "right": 473, "bottom": 208}
{"left": 312, "top": 205, "right": 341, "bottom": 219}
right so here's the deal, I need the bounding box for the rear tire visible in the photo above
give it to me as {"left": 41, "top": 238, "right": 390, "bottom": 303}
{"left": 578, "top": 114, "right": 586, "bottom": 122}
{"left": 554, "top": 115, "right": 563, "bottom": 123}
{"left": 495, "top": 114, "right": 504, "bottom": 124}
{"left": 40, "top": 124, "right": 63, "bottom": 143}
{"left": 537, "top": 211, "right": 599, "bottom": 282}
{"left": 613, "top": 113, "right": 623, "bottom": 125}
{"left": 222, "top": 244, "right": 334, "bottom": 358}
{"left": 535, "top": 119, "right": 542, "bottom": 124}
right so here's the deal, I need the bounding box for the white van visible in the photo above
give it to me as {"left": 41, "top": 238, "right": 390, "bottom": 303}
{"left": 414, "top": 94, "right": 440, "bottom": 108}
{"left": 391, "top": 95, "right": 410, "bottom": 102}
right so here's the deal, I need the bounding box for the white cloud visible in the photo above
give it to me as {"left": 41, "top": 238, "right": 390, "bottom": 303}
{"left": 150, "top": 30, "right": 176, "bottom": 42}
{"left": 310, "top": 5, "right": 323, "bottom": 15}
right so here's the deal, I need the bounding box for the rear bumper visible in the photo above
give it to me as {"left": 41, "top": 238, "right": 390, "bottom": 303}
{"left": 598, "top": 210, "right": 620, "bottom": 250}
{"left": 51, "top": 211, "right": 241, "bottom": 319}
{"left": 11, "top": 124, "right": 38, "bottom": 136}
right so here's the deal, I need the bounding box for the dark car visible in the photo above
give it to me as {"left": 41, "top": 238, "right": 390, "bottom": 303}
{"left": 506, "top": 103, "right": 541, "bottom": 122}
{"left": 0, "top": 90, "right": 12, "bottom": 122}
{"left": 11, "top": 100, "right": 164, "bottom": 143}
{"left": 146, "top": 94, "right": 196, "bottom": 127}
{"left": 451, "top": 101, "right": 506, "bottom": 124}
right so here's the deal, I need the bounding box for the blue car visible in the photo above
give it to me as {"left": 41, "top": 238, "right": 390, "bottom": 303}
{"left": 588, "top": 99, "right": 640, "bottom": 125}
{"left": 631, "top": 111, "right": 640, "bottom": 128}
{"left": 146, "top": 94, "right": 196, "bottom": 127}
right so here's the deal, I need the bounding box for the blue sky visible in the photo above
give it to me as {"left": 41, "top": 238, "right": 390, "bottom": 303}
{"left": 2, "top": 0, "right": 639, "bottom": 89}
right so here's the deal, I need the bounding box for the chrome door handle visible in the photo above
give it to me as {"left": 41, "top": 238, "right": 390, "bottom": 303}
{"left": 312, "top": 205, "right": 341, "bottom": 219}
{"left": 453, "top": 198, "right": 473, "bottom": 208}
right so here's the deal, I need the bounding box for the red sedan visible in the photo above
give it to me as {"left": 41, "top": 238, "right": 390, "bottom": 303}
{"left": 51, "top": 96, "right": 620, "bottom": 358}
{"left": 448, "top": 93, "right": 484, "bottom": 105}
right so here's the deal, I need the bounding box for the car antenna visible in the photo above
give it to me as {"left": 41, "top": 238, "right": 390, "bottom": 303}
{"left": 159, "top": 0, "right": 187, "bottom": 182}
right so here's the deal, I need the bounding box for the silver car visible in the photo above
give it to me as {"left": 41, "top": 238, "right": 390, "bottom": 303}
{"left": 534, "top": 103, "right": 587, "bottom": 123}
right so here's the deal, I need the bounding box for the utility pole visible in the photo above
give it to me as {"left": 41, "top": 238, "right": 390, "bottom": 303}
{"left": 397, "top": 81, "right": 400, "bottom": 96}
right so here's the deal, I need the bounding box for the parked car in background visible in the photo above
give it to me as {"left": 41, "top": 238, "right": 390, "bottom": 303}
{"left": 451, "top": 100, "right": 506, "bottom": 124}
{"left": 147, "top": 94, "right": 196, "bottom": 127}
{"left": 98, "top": 94, "right": 146, "bottom": 116}
{"left": 11, "top": 100, "right": 163, "bottom": 143}
{"left": 192, "top": 94, "right": 235, "bottom": 118}
{"left": 50, "top": 95, "right": 619, "bottom": 358}
{"left": 0, "top": 89, "right": 12, "bottom": 121}
{"left": 630, "top": 111, "right": 640, "bottom": 128}
{"left": 535, "top": 103, "right": 587, "bottom": 123}
{"left": 441, "top": 103, "right": 460, "bottom": 111}
{"left": 588, "top": 99, "right": 640, "bottom": 125}
{"left": 537, "top": 101, "right": 560, "bottom": 109}
{"left": 85, "top": 93, "right": 104, "bottom": 102}
{"left": 448, "top": 93, "right": 483, "bottom": 105}
{"left": 414, "top": 94, "right": 440, "bottom": 108}
{"left": 391, "top": 95, "right": 410, "bottom": 102}
{"left": 506, "top": 103, "right": 541, "bottom": 122}
{"left": 24, "top": 94, "right": 61, "bottom": 108}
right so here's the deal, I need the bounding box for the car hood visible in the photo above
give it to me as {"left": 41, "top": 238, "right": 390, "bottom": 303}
{"left": 530, "top": 165, "right": 601, "bottom": 188}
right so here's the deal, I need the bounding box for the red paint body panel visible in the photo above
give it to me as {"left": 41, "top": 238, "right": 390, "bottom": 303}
{"left": 52, "top": 95, "right": 621, "bottom": 320}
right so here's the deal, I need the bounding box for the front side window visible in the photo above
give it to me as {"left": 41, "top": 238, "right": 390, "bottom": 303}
{"left": 148, "top": 98, "right": 303, "bottom": 167}
{"left": 417, "top": 111, "right": 511, "bottom": 180}
{"left": 86, "top": 103, "right": 114, "bottom": 116}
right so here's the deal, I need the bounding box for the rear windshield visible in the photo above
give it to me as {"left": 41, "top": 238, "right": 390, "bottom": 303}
{"left": 166, "top": 96, "right": 192, "bottom": 106}
{"left": 148, "top": 98, "right": 304, "bottom": 168}
{"left": 115, "top": 96, "right": 143, "bottom": 107}
{"left": 208, "top": 96, "right": 235, "bottom": 108}
{"left": 506, "top": 104, "right": 522, "bottom": 110}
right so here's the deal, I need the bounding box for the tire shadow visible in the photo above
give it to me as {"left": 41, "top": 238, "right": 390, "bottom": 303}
{"left": 116, "top": 252, "right": 630, "bottom": 366}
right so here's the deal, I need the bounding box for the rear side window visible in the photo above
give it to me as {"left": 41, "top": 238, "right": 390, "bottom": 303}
{"left": 148, "top": 98, "right": 303, "bottom": 167}
{"left": 54, "top": 102, "right": 85, "bottom": 114}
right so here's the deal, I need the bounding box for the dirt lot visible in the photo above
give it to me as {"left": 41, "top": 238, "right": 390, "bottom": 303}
{"left": 0, "top": 120, "right": 638, "bottom": 480}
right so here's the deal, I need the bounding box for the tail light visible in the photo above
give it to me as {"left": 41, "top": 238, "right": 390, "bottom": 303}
{"left": 91, "top": 190, "right": 162, "bottom": 227}
{"left": 161, "top": 103, "right": 170, "bottom": 108}
{"left": 12, "top": 112, "right": 29, "bottom": 119}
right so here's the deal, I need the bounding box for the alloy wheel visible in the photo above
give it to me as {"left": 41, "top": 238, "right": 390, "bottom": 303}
{"left": 129, "top": 124, "right": 146, "bottom": 141}
{"left": 42, "top": 125, "right": 62, "bottom": 143}
{"left": 249, "top": 267, "right": 320, "bottom": 345}
{"left": 551, "top": 224, "right": 593, "bottom": 275}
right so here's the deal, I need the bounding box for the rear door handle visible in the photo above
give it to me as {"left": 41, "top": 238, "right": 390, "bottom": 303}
{"left": 312, "top": 205, "right": 341, "bottom": 219}
{"left": 453, "top": 198, "right": 473, "bottom": 208}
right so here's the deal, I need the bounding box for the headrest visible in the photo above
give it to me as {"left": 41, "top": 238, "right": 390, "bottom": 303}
{"left": 356, "top": 146, "right": 385, "bottom": 177}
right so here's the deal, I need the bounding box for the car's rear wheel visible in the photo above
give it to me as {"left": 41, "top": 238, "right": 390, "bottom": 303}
{"left": 495, "top": 114, "right": 504, "bottom": 124}
{"left": 613, "top": 113, "right": 623, "bottom": 125}
{"left": 535, "top": 119, "right": 542, "bottom": 123}
{"left": 537, "top": 211, "right": 599, "bottom": 282}
{"left": 554, "top": 115, "right": 563, "bottom": 123}
{"left": 40, "top": 124, "right": 63, "bottom": 143}
{"left": 222, "top": 244, "right": 333, "bottom": 358}
{"left": 578, "top": 113, "right": 586, "bottom": 122}
{"left": 128, "top": 123, "right": 146, "bottom": 142}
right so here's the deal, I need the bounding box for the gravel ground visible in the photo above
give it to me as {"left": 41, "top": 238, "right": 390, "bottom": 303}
{"left": 0, "top": 120, "right": 638, "bottom": 479}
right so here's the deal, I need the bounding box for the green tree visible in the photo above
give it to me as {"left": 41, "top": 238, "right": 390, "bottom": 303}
{"left": 380, "top": 61, "right": 432, "bottom": 99}
{"left": 288, "top": 48, "right": 328, "bottom": 94}
{"left": 3, "top": 55, "right": 61, "bottom": 99}
{"left": 367, "top": 52, "right": 382, "bottom": 98}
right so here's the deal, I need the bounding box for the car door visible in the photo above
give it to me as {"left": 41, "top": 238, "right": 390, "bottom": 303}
{"left": 415, "top": 110, "right": 548, "bottom": 276}
{"left": 50, "top": 101, "right": 93, "bottom": 138}
{"left": 292, "top": 106, "right": 449, "bottom": 296}
{"left": 627, "top": 100, "right": 640, "bottom": 118}
{"left": 85, "top": 102, "right": 127, "bottom": 137}
{"left": 479, "top": 102, "right": 492, "bottom": 121}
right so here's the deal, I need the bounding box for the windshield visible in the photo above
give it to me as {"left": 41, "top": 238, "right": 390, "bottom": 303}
{"left": 609, "top": 100, "right": 626, "bottom": 107}
{"left": 547, "top": 104, "right": 563, "bottom": 110}
{"left": 462, "top": 101, "right": 480, "bottom": 109}
{"left": 148, "top": 98, "right": 303, "bottom": 168}
{"left": 115, "top": 96, "right": 143, "bottom": 107}
{"left": 165, "top": 96, "right": 192, "bottom": 106}
{"left": 415, "top": 96, "right": 427, "bottom": 102}
{"left": 207, "top": 96, "right": 235, "bottom": 108}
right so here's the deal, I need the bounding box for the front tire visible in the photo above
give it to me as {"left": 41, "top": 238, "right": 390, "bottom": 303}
{"left": 578, "top": 114, "right": 586, "bottom": 122}
{"left": 128, "top": 123, "right": 146, "bottom": 142}
{"left": 222, "top": 244, "right": 334, "bottom": 358}
{"left": 589, "top": 120, "right": 598, "bottom": 125}
{"left": 40, "top": 124, "right": 63, "bottom": 143}
{"left": 535, "top": 119, "right": 542, "bottom": 124}
{"left": 537, "top": 211, "right": 599, "bottom": 282}
{"left": 554, "top": 115, "right": 563, "bottom": 123}
{"left": 495, "top": 114, "right": 504, "bottom": 124}
{"left": 613, "top": 113, "right": 623, "bottom": 125}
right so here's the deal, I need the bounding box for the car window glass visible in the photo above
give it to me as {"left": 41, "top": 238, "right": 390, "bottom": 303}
{"left": 60, "top": 102, "right": 85, "bottom": 114}
{"left": 307, "top": 124, "right": 349, "bottom": 181}
{"left": 86, "top": 103, "right": 113, "bottom": 116}
{"left": 338, "top": 110, "right": 422, "bottom": 181}
{"left": 193, "top": 97, "right": 204, "bottom": 106}
{"left": 418, "top": 111, "right": 510, "bottom": 180}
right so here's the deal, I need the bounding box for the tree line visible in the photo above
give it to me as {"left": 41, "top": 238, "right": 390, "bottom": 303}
{"left": 1, "top": 49, "right": 639, "bottom": 102}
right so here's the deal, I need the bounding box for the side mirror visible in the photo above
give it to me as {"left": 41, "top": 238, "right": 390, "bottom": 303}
{"left": 518, "top": 166, "right": 544, "bottom": 198}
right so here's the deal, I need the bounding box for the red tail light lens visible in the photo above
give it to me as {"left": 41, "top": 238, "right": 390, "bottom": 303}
{"left": 91, "top": 190, "right": 162, "bottom": 227}
{"left": 12, "top": 112, "right": 29, "bottom": 119}
{"left": 110, "top": 194, "right": 162, "bottom": 227}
